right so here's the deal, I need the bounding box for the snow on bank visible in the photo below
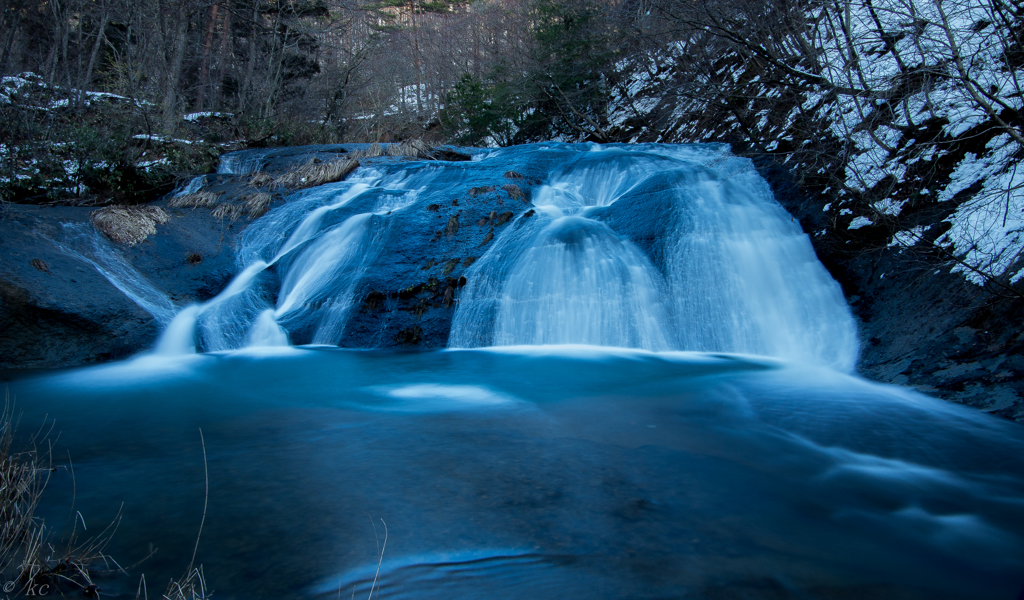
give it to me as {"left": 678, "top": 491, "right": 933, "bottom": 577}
{"left": 604, "top": 0, "right": 1024, "bottom": 287}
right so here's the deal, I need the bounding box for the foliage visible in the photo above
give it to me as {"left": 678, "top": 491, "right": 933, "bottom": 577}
{"left": 516, "top": 0, "right": 622, "bottom": 142}
{"left": 439, "top": 74, "right": 522, "bottom": 146}
{"left": 0, "top": 75, "right": 226, "bottom": 205}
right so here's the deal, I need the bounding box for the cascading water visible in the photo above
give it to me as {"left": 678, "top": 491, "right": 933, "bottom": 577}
{"left": 667, "top": 162, "right": 859, "bottom": 369}
{"left": 142, "top": 142, "right": 861, "bottom": 367}
{"left": 449, "top": 144, "right": 858, "bottom": 370}
{"left": 156, "top": 157, "right": 447, "bottom": 353}
{"left": 216, "top": 151, "right": 266, "bottom": 176}
{"left": 158, "top": 176, "right": 382, "bottom": 353}
{"left": 59, "top": 143, "right": 857, "bottom": 368}
{"left": 51, "top": 223, "right": 178, "bottom": 325}
{"left": 491, "top": 216, "right": 672, "bottom": 350}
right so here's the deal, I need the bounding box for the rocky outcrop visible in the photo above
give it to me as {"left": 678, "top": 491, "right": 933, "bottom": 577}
{"left": 0, "top": 201, "right": 240, "bottom": 369}
{"left": 758, "top": 159, "right": 1024, "bottom": 422}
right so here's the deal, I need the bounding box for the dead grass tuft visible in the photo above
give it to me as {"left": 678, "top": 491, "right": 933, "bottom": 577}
{"left": 0, "top": 399, "right": 46, "bottom": 580}
{"left": 244, "top": 192, "right": 272, "bottom": 219}
{"left": 386, "top": 139, "right": 435, "bottom": 159}
{"left": 247, "top": 171, "right": 273, "bottom": 188}
{"left": 350, "top": 143, "right": 383, "bottom": 159}
{"left": 351, "top": 139, "right": 436, "bottom": 160}
{"left": 272, "top": 158, "right": 359, "bottom": 190}
{"left": 211, "top": 203, "right": 245, "bottom": 221}
{"left": 90, "top": 205, "right": 170, "bottom": 246}
{"left": 160, "top": 565, "right": 209, "bottom": 600}
{"left": 169, "top": 191, "right": 220, "bottom": 209}
{"left": 1, "top": 395, "right": 124, "bottom": 597}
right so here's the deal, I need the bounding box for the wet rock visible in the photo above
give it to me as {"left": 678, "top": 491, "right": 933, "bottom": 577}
{"left": 394, "top": 325, "right": 423, "bottom": 345}
{"left": 445, "top": 214, "right": 460, "bottom": 238}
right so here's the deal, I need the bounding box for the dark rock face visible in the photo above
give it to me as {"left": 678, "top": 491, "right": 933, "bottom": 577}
{"left": 327, "top": 153, "right": 546, "bottom": 350}
{"left": 0, "top": 144, "right": 513, "bottom": 366}
{"left": 760, "top": 160, "right": 1024, "bottom": 422}
{"left": 0, "top": 200, "right": 241, "bottom": 369}
{"left": 0, "top": 206, "right": 155, "bottom": 368}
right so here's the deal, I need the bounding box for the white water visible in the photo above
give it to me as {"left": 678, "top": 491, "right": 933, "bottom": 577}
{"left": 491, "top": 217, "right": 672, "bottom": 350}
{"left": 51, "top": 223, "right": 178, "bottom": 324}
{"left": 26, "top": 144, "right": 1022, "bottom": 600}
{"left": 449, "top": 145, "right": 858, "bottom": 370}
{"left": 668, "top": 165, "right": 859, "bottom": 369}
{"left": 153, "top": 163, "right": 430, "bottom": 353}
{"left": 81, "top": 142, "right": 859, "bottom": 369}
{"left": 217, "top": 152, "right": 266, "bottom": 175}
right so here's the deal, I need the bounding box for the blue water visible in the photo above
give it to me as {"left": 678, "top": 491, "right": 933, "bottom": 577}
{"left": 13, "top": 143, "right": 1024, "bottom": 598}
{"left": 6, "top": 347, "right": 1024, "bottom": 599}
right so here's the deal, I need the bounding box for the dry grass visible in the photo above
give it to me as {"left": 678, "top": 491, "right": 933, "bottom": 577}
{"left": 208, "top": 194, "right": 271, "bottom": 222}
{"left": 159, "top": 565, "right": 209, "bottom": 600}
{"left": 385, "top": 139, "right": 435, "bottom": 159}
{"left": 211, "top": 203, "right": 245, "bottom": 221}
{"left": 351, "top": 139, "right": 435, "bottom": 160}
{"left": 244, "top": 192, "right": 272, "bottom": 219}
{"left": 169, "top": 191, "right": 220, "bottom": 209}
{"left": 90, "top": 205, "right": 170, "bottom": 246}
{"left": 351, "top": 143, "right": 383, "bottom": 159}
{"left": 2, "top": 399, "right": 215, "bottom": 599}
{"left": 1, "top": 396, "right": 124, "bottom": 597}
{"left": 171, "top": 186, "right": 271, "bottom": 222}
{"left": 0, "top": 399, "right": 47, "bottom": 579}
{"left": 272, "top": 158, "right": 360, "bottom": 190}
{"left": 247, "top": 171, "right": 273, "bottom": 188}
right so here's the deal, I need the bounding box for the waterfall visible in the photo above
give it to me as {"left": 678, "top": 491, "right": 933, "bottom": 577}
{"left": 217, "top": 151, "right": 266, "bottom": 175}
{"left": 449, "top": 144, "right": 859, "bottom": 370}
{"left": 472, "top": 217, "right": 673, "bottom": 350}
{"left": 173, "top": 175, "right": 208, "bottom": 197}
{"left": 135, "top": 143, "right": 856, "bottom": 369}
{"left": 274, "top": 213, "right": 373, "bottom": 344}
{"left": 51, "top": 223, "right": 178, "bottom": 324}
{"left": 666, "top": 162, "right": 859, "bottom": 370}
{"left": 154, "top": 161, "right": 419, "bottom": 354}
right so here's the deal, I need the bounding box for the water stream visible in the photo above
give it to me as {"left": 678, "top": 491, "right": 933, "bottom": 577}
{"left": 11, "top": 143, "right": 1022, "bottom": 599}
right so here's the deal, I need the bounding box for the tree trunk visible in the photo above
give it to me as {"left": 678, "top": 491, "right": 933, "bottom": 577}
{"left": 81, "top": 3, "right": 111, "bottom": 91}
{"left": 213, "top": 1, "right": 230, "bottom": 110}
{"left": 195, "top": 2, "right": 219, "bottom": 111}
{"left": 239, "top": 2, "right": 259, "bottom": 113}
{"left": 162, "top": 15, "right": 188, "bottom": 133}
{"left": 0, "top": 2, "right": 23, "bottom": 74}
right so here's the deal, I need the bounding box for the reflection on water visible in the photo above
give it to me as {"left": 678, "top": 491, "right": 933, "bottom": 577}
{"left": 6, "top": 347, "right": 1024, "bottom": 599}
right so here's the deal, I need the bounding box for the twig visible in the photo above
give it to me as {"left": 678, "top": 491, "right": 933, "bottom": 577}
{"left": 188, "top": 428, "right": 208, "bottom": 573}
{"left": 368, "top": 518, "right": 387, "bottom": 600}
